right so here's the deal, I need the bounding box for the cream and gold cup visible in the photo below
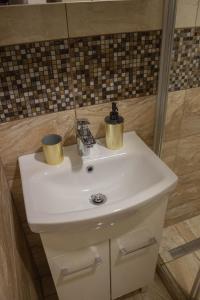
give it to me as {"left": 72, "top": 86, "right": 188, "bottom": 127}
{"left": 42, "top": 134, "right": 64, "bottom": 165}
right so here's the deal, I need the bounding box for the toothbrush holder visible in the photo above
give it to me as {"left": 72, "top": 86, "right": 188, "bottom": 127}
{"left": 42, "top": 134, "right": 64, "bottom": 165}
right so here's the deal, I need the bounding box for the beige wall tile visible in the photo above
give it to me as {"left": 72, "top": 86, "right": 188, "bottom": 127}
{"left": 0, "top": 4, "right": 68, "bottom": 46}
{"left": 76, "top": 102, "right": 111, "bottom": 138}
{"left": 163, "top": 88, "right": 200, "bottom": 226}
{"left": 76, "top": 96, "right": 155, "bottom": 146}
{"left": 0, "top": 111, "right": 75, "bottom": 284}
{"left": 164, "top": 91, "right": 185, "bottom": 142}
{"left": 174, "top": 134, "right": 200, "bottom": 176}
{"left": 195, "top": 0, "right": 200, "bottom": 26}
{"left": 165, "top": 197, "right": 200, "bottom": 227}
{"left": 0, "top": 162, "right": 18, "bottom": 300}
{"left": 9, "top": 179, "right": 27, "bottom": 222}
{"left": 118, "top": 96, "right": 155, "bottom": 145}
{"left": 161, "top": 140, "right": 179, "bottom": 171}
{"left": 67, "top": 0, "right": 163, "bottom": 37}
{"left": 180, "top": 87, "right": 200, "bottom": 138}
{"left": 0, "top": 161, "right": 41, "bottom": 300}
{"left": 167, "top": 170, "right": 200, "bottom": 210}
{"left": 176, "top": 0, "right": 199, "bottom": 28}
{"left": 11, "top": 206, "right": 41, "bottom": 299}
{"left": 0, "top": 110, "right": 76, "bottom": 181}
{"left": 186, "top": 214, "right": 200, "bottom": 239}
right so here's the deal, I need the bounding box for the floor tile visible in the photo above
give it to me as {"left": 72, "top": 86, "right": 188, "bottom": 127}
{"left": 159, "top": 214, "right": 200, "bottom": 298}
{"left": 119, "top": 274, "right": 172, "bottom": 300}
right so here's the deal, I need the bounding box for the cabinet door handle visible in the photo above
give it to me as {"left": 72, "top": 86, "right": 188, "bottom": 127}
{"left": 60, "top": 256, "right": 102, "bottom": 278}
{"left": 119, "top": 237, "right": 157, "bottom": 256}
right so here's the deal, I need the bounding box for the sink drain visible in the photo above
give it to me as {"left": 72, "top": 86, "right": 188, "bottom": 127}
{"left": 90, "top": 193, "right": 107, "bottom": 205}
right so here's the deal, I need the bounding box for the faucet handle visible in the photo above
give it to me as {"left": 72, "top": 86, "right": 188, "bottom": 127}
{"left": 77, "top": 119, "right": 90, "bottom": 129}
{"left": 76, "top": 118, "right": 96, "bottom": 150}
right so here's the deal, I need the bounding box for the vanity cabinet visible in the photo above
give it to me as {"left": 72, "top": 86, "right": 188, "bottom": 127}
{"left": 40, "top": 198, "right": 168, "bottom": 300}
{"left": 48, "top": 242, "right": 110, "bottom": 300}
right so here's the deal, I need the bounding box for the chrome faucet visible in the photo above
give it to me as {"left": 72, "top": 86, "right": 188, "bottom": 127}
{"left": 76, "top": 119, "right": 96, "bottom": 156}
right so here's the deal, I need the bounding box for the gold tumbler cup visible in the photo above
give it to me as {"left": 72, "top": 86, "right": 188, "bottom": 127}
{"left": 42, "top": 134, "right": 64, "bottom": 165}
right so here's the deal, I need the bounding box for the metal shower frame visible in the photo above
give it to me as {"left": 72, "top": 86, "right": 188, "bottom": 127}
{"left": 155, "top": 1, "right": 200, "bottom": 299}
{"left": 153, "top": 0, "right": 177, "bottom": 156}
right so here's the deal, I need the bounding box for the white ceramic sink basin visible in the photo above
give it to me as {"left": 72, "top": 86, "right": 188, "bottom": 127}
{"left": 19, "top": 132, "right": 177, "bottom": 233}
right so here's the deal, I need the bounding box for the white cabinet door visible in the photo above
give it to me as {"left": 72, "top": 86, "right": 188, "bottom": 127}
{"left": 111, "top": 198, "right": 168, "bottom": 299}
{"left": 111, "top": 227, "right": 159, "bottom": 299}
{"left": 48, "top": 241, "right": 110, "bottom": 300}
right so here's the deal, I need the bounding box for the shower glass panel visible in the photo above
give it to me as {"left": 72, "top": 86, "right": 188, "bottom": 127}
{"left": 159, "top": 1, "right": 200, "bottom": 299}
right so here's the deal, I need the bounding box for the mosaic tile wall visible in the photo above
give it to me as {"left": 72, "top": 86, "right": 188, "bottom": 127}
{"left": 0, "top": 27, "right": 199, "bottom": 123}
{"left": 70, "top": 31, "right": 161, "bottom": 107}
{"left": 0, "top": 30, "right": 161, "bottom": 123}
{"left": 169, "top": 27, "right": 200, "bottom": 92}
{"left": 0, "top": 39, "right": 74, "bottom": 123}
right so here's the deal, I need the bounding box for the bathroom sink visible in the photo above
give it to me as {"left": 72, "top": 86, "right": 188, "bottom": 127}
{"left": 19, "top": 132, "right": 177, "bottom": 233}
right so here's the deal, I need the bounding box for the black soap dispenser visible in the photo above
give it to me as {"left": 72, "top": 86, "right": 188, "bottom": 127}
{"left": 105, "top": 102, "right": 124, "bottom": 149}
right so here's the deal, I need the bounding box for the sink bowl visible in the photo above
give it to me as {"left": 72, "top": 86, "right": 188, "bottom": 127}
{"left": 19, "top": 132, "right": 177, "bottom": 233}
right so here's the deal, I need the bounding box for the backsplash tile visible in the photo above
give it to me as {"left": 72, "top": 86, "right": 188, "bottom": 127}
{"left": 0, "top": 30, "right": 161, "bottom": 123}
{"left": 0, "top": 27, "right": 199, "bottom": 124}
{"left": 0, "top": 4, "right": 68, "bottom": 46}
{"left": 169, "top": 27, "right": 200, "bottom": 92}
{"left": 169, "top": 28, "right": 195, "bottom": 92}
{"left": 0, "top": 39, "right": 74, "bottom": 122}
{"left": 70, "top": 31, "right": 161, "bottom": 107}
{"left": 188, "top": 27, "right": 200, "bottom": 88}
{"left": 67, "top": 0, "right": 163, "bottom": 38}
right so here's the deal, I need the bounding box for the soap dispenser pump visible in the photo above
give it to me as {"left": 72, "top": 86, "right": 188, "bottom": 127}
{"left": 105, "top": 102, "right": 124, "bottom": 150}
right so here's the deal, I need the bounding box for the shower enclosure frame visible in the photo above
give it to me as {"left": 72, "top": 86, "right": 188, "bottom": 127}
{"left": 155, "top": 1, "right": 200, "bottom": 299}
{"left": 153, "top": 0, "right": 177, "bottom": 156}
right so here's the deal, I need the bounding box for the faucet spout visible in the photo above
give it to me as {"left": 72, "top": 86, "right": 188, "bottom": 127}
{"left": 76, "top": 119, "right": 96, "bottom": 156}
